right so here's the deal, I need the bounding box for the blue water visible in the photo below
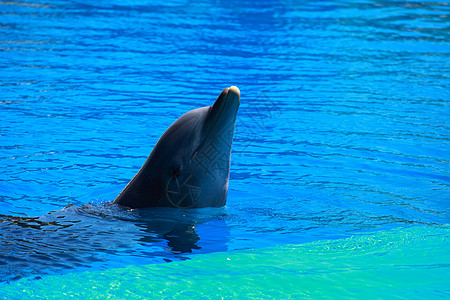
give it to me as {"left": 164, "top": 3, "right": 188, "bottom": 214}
{"left": 1, "top": 0, "right": 449, "bottom": 294}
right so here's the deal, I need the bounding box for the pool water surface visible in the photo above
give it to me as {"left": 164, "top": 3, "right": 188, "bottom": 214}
{"left": 1, "top": 0, "right": 449, "bottom": 297}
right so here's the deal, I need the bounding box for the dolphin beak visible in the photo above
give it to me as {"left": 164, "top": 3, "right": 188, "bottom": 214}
{"left": 226, "top": 86, "right": 240, "bottom": 113}
{"left": 208, "top": 86, "right": 240, "bottom": 131}
{"left": 191, "top": 86, "right": 240, "bottom": 161}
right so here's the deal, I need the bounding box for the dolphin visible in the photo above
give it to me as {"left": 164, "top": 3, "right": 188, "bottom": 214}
{"left": 114, "top": 86, "right": 240, "bottom": 209}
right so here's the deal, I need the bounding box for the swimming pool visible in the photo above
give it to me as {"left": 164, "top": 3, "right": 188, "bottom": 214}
{"left": 1, "top": 0, "right": 449, "bottom": 297}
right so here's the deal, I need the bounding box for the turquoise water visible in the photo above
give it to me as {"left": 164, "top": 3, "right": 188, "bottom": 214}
{"left": 1, "top": 0, "right": 449, "bottom": 297}
{"left": 2, "top": 226, "right": 450, "bottom": 299}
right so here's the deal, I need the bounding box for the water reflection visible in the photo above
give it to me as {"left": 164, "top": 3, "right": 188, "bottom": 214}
{"left": 1, "top": 0, "right": 449, "bottom": 284}
{"left": 0, "top": 204, "right": 229, "bottom": 282}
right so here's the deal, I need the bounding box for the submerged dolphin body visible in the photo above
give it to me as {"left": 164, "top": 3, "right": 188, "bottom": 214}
{"left": 114, "top": 86, "right": 240, "bottom": 209}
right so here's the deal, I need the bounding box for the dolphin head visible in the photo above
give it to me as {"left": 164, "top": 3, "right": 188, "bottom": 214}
{"left": 114, "top": 86, "right": 240, "bottom": 208}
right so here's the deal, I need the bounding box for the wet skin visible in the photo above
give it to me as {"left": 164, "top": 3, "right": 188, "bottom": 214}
{"left": 114, "top": 86, "right": 240, "bottom": 209}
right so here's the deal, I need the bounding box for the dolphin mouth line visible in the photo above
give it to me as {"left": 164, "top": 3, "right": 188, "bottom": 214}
{"left": 190, "top": 88, "right": 236, "bottom": 161}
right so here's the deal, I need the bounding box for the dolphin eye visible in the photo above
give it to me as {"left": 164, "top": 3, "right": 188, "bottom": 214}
{"left": 172, "top": 167, "right": 180, "bottom": 179}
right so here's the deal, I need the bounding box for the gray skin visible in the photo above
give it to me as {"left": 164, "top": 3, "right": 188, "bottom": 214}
{"left": 114, "top": 86, "right": 240, "bottom": 209}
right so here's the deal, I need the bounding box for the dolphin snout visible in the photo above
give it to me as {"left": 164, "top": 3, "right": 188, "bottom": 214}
{"left": 210, "top": 86, "right": 240, "bottom": 120}
{"left": 227, "top": 86, "right": 240, "bottom": 106}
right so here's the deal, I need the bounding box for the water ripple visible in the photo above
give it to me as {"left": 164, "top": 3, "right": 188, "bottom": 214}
{"left": 0, "top": 0, "right": 449, "bottom": 281}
